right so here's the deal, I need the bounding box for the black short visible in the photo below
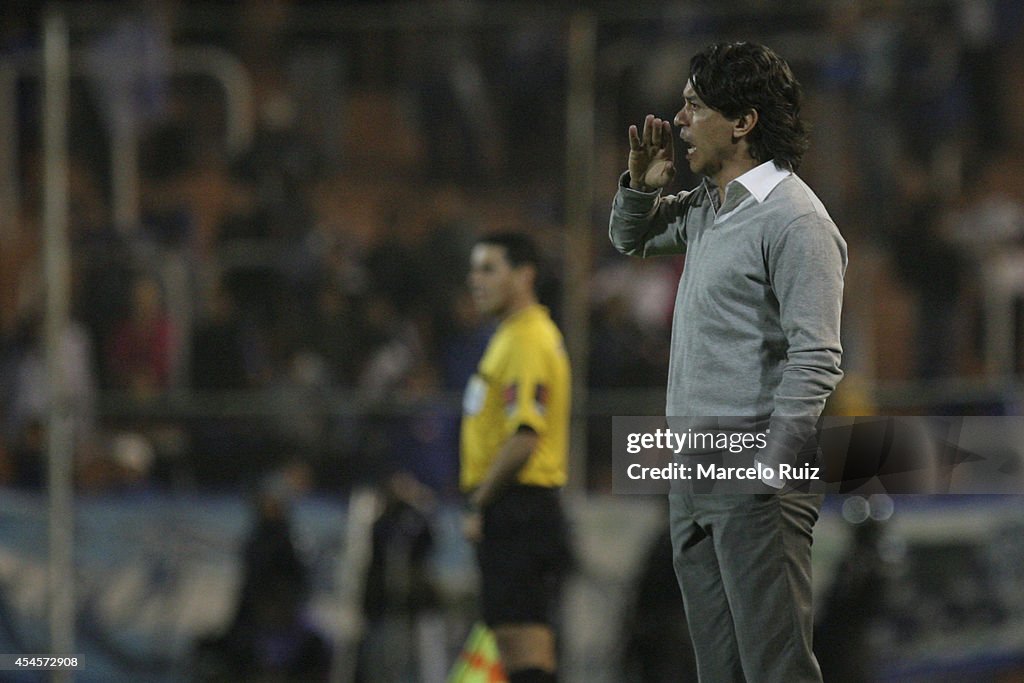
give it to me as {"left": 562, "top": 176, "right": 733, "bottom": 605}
{"left": 476, "top": 486, "right": 571, "bottom": 627}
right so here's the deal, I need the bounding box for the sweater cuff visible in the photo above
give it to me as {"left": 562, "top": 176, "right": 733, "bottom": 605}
{"left": 617, "top": 171, "right": 662, "bottom": 213}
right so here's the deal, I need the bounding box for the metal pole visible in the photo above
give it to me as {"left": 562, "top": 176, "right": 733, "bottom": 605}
{"left": 330, "top": 487, "right": 379, "bottom": 683}
{"left": 110, "top": 109, "right": 139, "bottom": 231}
{"left": 42, "top": 11, "right": 76, "bottom": 680}
{"left": 563, "top": 11, "right": 597, "bottom": 494}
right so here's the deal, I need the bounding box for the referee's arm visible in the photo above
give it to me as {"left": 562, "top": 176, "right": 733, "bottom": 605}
{"left": 468, "top": 425, "right": 539, "bottom": 510}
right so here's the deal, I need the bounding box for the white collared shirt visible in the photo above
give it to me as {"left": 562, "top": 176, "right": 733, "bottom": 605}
{"left": 704, "top": 160, "right": 792, "bottom": 222}
{"left": 733, "top": 160, "right": 791, "bottom": 202}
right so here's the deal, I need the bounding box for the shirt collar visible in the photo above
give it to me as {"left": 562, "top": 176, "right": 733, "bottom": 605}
{"left": 732, "top": 160, "right": 790, "bottom": 203}
{"left": 501, "top": 302, "right": 544, "bottom": 327}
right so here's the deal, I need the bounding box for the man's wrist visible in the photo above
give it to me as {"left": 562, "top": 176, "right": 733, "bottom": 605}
{"left": 621, "top": 171, "right": 650, "bottom": 193}
{"left": 626, "top": 174, "right": 652, "bottom": 192}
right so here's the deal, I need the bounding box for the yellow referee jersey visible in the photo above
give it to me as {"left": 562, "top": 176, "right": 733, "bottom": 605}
{"left": 460, "top": 304, "right": 571, "bottom": 491}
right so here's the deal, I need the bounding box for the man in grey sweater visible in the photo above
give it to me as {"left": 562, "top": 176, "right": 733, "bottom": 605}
{"left": 609, "top": 42, "right": 846, "bottom": 682}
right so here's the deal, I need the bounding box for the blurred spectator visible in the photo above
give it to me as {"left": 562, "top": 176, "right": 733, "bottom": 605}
{"left": 357, "top": 292, "right": 423, "bottom": 404}
{"left": 228, "top": 0, "right": 322, "bottom": 245}
{"left": 83, "top": 0, "right": 176, "bottom": 231}
{"left": 437, "top": 289, "right": 492, "bottom": 391}
{"left": 358, "top": 471, "right": 444, "bottom": 683}
{"left": 620, "top": 524, "right": 698, "bottom": 682}
{"left": 956, "top": 0, "right": 1004, "bottom": 152}
{"left": 941, "top": 152, "right": 1024, "bottom": 374}
{"left": 0, "top": 209, "right": 44, "bottom": 344}
{"left": 0, "top": 3, "right": 40, "bottom": 59}
{"left": 589, "top": 295, "right": 667, "bottom": 389}
{"left": 190, "top": 280, "right": 264, "bottom": 391}
{"left": 362, "top": 214, "right": 432, "bottom": 320}
{"left": 0, "top": 312, "right": 97, "bottom": 488}
{"left": 895, "top": 10, "right": 966, "bottom": 169}
{"left": 387, "top": 359, "right": 461, "bottom": 497}
{"left": 944, "top": 153, "right": 1024, "bottom": 261}
{"left": 348, "top": 322, "right": 443, "bottom": 490}
{"left": 886, "top": 158, "right": 965, "bottom": 378}
{"left": 68, "top": 169, "right": 138, "bottom": 385}
{"left": 0, "top": 442, "right": 12, "bottom": 485}
{"left": 589, "top": 254, "right": 674, "bottom": 387}
{"left": 1, "top": 4, "right": 41, "bottom": 203}
{"left": 296, "top": 281, "right": 363, "bottom": 388}
{"left": 405, "top": 4, "right": 504, "bottom": 182}
{"left": 501, "top": 23, "right": 567, "bottom": 179}
{"left": 187, "top": 280, "right": 272, "bottom": 488}
{"left": 815, "top": 518, "right": 890, "bottom": 683}
{"left": 262, "top": 349, "right": 332, "bottom": 476}
{"left": 414, "top": 197, "right": 479, "bottom": 336}
{"left": 84, "top": 0, "right": 174, "bottom": 135}
{"left": 819, "top": 0, "right": 904, "bottom": 224}
{"left": 137, "top": 122, "right": 203, "bottom": 250}
{"left": 106, "top": 274, "right": 178, "bottom": 398}
{"left": 193, "top": 468, "right": 330, "bottom": 681}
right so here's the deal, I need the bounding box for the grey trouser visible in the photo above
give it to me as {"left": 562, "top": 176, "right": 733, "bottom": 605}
{"left": 669, "top": 492, "right": 824, "bottom": 683}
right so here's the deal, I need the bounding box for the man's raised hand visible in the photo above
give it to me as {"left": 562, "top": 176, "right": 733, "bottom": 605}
{"left": 628, "top": 114, "right": 675, "bottom": 191}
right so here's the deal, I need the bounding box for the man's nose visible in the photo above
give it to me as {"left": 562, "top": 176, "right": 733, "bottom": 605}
{"left": 673, "top": 110, "right": 687, "bottom": 127}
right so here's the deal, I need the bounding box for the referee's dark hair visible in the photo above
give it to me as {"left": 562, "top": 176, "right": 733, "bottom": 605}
{"left": 688, "top": 41, "right": 809, "bottom": 171}
{"left": 475, "top": 231, "right": 540, "bottom": 270}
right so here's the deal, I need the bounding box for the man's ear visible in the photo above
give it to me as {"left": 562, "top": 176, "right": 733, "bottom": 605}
{"left": 733, "top": 108, "right": 758, "bottom": 139}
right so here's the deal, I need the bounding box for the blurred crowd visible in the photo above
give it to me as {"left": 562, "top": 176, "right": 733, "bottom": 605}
{"left": 2, "top": 0, "right": 1024, "bottom": 495}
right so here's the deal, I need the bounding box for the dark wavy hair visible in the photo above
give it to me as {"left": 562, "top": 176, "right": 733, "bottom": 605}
{"left": 688, "top": 42, "right": 809, "bottom": 171}
{"left": 475, "top": 231, "right": 540, "bottom": 269}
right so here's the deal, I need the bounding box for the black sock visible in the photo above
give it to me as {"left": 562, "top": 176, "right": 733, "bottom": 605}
{"left": 507, "top": 668, "right": 557, "bottom": 683}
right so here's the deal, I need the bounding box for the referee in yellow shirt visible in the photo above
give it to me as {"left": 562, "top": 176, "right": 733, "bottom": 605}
{"left": 460, "top": 232, "right": 571, "bottom": 683}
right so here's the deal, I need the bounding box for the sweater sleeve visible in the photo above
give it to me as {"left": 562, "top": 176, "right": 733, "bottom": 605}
{"left": 608, "top": 172, "right": 690, "bottom": 257}
{"left": 755, "top": 212, "right": 847, "bottom": 480}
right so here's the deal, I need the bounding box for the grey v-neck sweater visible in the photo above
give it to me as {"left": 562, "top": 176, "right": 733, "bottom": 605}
{"left": 609, "top": 167, "right": 846, "bottom": 463}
